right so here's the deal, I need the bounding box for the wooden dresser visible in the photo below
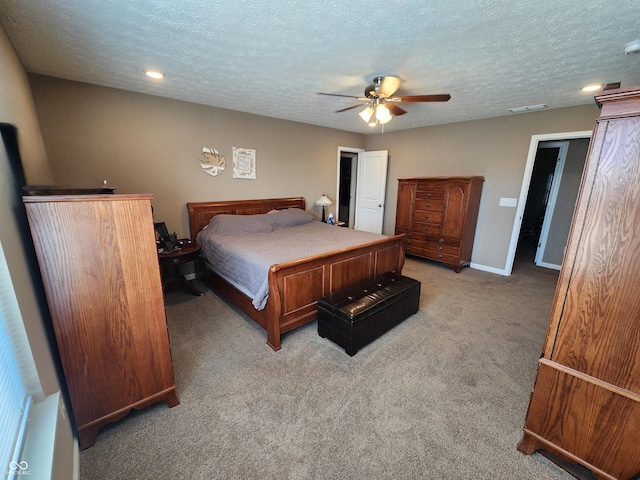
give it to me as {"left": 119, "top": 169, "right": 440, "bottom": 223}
{"left": 395, "top": 176, "right": 483, "bottom": 272}
{"left": 23, "top": 192, "right": 179, "bottom": 449}
{"left": 518, "top": 87, "right": 640, "bottom": 479}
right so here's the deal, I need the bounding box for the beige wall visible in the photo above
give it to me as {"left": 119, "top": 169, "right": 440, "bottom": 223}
{"left": 29, "top": 74, "right": 601, "bottom": 273}
{"left": 364, "top": 105, "right": 599, "bottom": 271}
{"left": 29, "top": 75, "right": 365, "bottom": 238}
{"left": 0, "top": 24, "right": 75, "bottom": 479}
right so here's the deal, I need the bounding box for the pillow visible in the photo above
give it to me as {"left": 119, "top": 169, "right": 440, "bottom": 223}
{"left": 266, "top": 208, "right": 315, "bottom": 228}
{"left": 206, "top": 214, "right": 274, "bottom": 235}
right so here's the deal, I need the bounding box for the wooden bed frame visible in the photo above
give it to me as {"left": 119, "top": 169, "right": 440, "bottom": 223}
{"left": 187, "top": 197, "right": 405, "bottom": 351}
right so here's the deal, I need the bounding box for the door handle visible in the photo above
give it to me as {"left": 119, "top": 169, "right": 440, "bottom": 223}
{"left": 378, "top": 204, "right": 383, "bottom": 207}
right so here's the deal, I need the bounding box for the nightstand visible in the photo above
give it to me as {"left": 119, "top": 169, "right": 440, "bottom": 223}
{"left": 158, "top": 240, "right": 201, "bottom": 296}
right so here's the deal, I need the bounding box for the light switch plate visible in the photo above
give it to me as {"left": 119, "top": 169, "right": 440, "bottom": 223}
{"left": 499, "top": 197, "right": 518, "bottom": 207}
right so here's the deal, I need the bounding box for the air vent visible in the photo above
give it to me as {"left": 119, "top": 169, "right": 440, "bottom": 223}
{"left": 508, "top": 104, "right": 547, "bottom": 114}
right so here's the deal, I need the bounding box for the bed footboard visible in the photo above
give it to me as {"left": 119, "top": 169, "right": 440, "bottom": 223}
{"left": 264, "top": 235, "right": 405, "bottom": 350}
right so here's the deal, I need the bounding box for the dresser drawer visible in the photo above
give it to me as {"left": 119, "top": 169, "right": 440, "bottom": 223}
{"left": 396, "top": 230, "right": 424, "bottom": 242}
{"left": 412, "top": 209, "right": 443, "bottom": 224}
{"left": 416, "top": 182, "right": 445, "bottom": 199}
{"left": 424, "top": 238, "right": 461, "bottom": 256}
{"left": 414, "top": 198, "right": 443, "bottom": 212}
{"left": 402, "top": 236, "right": 425, "bottom": 250}
{"left": 424, "top": 251, "right": 459, "bottom": 264}
{"left": 403, "top": 245, "right": 426, "bottom": 257}
{"left": 412, "top": 222, "right": 441, "bottom": 235}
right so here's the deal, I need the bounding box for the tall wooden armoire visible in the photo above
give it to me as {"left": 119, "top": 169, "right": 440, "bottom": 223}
{"left": 23, "top": 192, "right": 179, "bottom": 449}
{"left": 518, "top": 87, "right": 640, "bottom": 479}
{"left": 395, "top": 176, "right": 484, "bottom": 272}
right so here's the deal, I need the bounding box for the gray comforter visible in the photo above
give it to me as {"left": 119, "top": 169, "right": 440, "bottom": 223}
{"left": 196, "top": 209, "right": 389, "bottom": 310}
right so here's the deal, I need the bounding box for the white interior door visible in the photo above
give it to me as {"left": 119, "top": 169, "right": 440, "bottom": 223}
{"left": 353, "top": 150, "right": 388, "bottom": 233}
{"left": 534, "top": 141, "right": 568, "bottom": 269}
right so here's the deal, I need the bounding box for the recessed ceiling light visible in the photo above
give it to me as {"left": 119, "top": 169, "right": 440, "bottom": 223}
{"left": 581, "top": 84, "right": 602, "bottom": 93}
{"left": 623, "top": 40, "right": 640, "bottom": 54}
{"left": 144, "top": 70, "right": 164, "bottom": 80}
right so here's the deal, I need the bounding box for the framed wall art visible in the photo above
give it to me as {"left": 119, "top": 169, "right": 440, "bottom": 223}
{"left": 232, "top": 147, "right": 256, "bottom": 179}
{"left": 199, "top": 147, "right": 225, "bottom": 176}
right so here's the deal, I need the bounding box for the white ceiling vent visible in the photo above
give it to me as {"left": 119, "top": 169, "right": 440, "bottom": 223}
{"left": 508, "top": 104, "right": 548, "bottom": 113}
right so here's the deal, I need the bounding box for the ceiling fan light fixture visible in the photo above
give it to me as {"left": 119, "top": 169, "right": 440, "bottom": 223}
{"left": 376, "top": 104, "right": 392, "bottom": 124}
{"left": 320, "top": 76, "right": 450, "bottom": 128}
{"left": 359, "top": 106, "right": 374, "bottom": 123}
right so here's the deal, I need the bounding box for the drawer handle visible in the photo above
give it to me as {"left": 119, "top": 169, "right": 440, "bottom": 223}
{"left": 438, "top": 254, "right": 442, "bottom": 259}
{"left": 424, "top": 215, "right": 430, "bottom": 219}
{"left": 438, "top": 239, "right": 445, "bottom": 244}
{"left": 426, "top": 203, "right": 431, "bottom": 207}
{"left": 406, "top": 240, "right": 411, "bottom": 244}
{"left": 406, "top": 232, "right": 412, "bottom": 237}
{"left": 424, "top": 226, "right": 429, "bottom": 230}
{"left": 438, "top": 246, "right": 443, "bottom": 251}
{"left": 427, "top": 193, "right": 432, "bottom": 197}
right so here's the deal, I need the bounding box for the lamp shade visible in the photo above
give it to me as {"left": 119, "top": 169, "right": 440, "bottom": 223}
{"left": 315, "top": 194, "right": 332, "bottom": 222}
{"left": 376, "top": 104, "right": 392, "bottom": 124}
{"left": 314, "top": 194, "right": 332, "bottom": 207}
{"left": 358, "top": 106, "right": 374, "bottom": 123}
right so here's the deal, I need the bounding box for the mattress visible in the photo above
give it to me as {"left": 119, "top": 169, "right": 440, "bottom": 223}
{"left": 196, "top": 209, "right": 388, "bottom": 310}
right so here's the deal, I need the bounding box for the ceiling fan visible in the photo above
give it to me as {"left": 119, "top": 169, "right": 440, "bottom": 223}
{"left": 319, "top": 76, "right": 451, "bottom": 127}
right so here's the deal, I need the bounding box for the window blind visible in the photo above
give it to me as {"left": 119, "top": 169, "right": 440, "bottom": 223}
{"left": 0, "top": 240, "right": 43, "bottom": 474}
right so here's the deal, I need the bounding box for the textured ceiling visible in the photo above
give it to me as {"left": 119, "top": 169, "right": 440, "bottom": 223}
{"left": 1, "top": 0, "right": 639, "bottom": 134}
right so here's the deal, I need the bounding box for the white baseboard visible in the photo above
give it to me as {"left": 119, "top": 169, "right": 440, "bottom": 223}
{"left": 534, "top": 261, "right": 562, "bottom": 271}
{"left": 73, "top": 438, "right": 80, "bottom": 480}
{"left": 470, "top": 262, "right": 510, "bottom": 276}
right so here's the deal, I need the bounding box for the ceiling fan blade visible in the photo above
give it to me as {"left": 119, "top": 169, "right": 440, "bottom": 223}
{"left": 395, "top": 94, "right": 451, "bottom": 103}
{"left": 318, "top": 92, "right": 367, "bottom": 100}
{"left": 335, "top": 104, "right": 365, "bottom": 113}
{"left": 378, "top": 76, "right": 401, "bottom": 97}
{"left": 386, "top": 103, "right": 407, "bottom": 116}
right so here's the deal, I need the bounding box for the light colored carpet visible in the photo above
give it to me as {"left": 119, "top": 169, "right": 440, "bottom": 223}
{"left": 79, "top": 256, "right": 572, "bottom": 480}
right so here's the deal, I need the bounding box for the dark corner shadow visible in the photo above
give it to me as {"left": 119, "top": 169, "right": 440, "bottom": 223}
{"left": 1, "top": 122, "right": 78, "bottom": 432}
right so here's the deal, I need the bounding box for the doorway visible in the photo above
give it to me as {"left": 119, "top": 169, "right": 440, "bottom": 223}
{"left": 518, "top": 142, "right": 567, "bottom": 266}
{"left": 336, "top": 147, "right": 388, "bottom": 234}
{"left": 505, "top": 131, "right": 592, "bottom": 275}
{"left": 337, "top": 151, "right": 358, "bottom": 227}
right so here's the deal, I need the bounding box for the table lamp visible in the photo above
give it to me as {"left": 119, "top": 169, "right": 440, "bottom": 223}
{"left": 314, "top": 194, "right": 332, "bottom": 222}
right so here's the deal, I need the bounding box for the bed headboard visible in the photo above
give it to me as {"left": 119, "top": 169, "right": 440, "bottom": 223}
{"left": 187, "top": 197, "right": 306, "bottom": 240}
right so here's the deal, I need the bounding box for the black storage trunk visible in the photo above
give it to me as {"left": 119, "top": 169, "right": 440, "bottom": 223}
{"left": 317, "top": 272, "right": 421, "bottom": 356}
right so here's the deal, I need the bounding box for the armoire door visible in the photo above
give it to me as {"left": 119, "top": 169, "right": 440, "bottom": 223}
{"left": 395, "top": 180, "right": 416, "bottom": 230}
{"left": 441, "top": 183, "right": 467, "bottom": 238}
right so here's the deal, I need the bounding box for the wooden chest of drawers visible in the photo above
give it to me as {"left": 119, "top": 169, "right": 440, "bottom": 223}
{"left": 395, "top": 177, "right": 484, "bottom": 272}
{"left": 23, "top": 193, "right": 179, "bottom": 449}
